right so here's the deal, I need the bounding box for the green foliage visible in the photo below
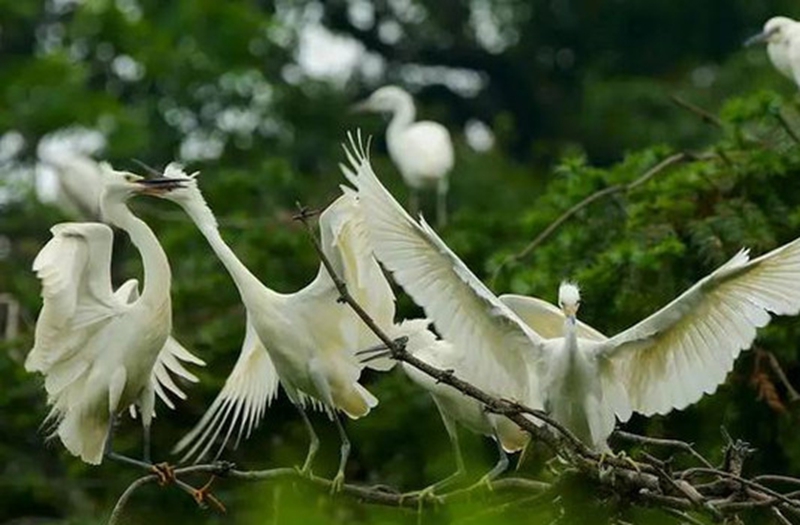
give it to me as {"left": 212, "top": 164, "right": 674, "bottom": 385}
{"left": 3, "top": 1, "right": 800, "bottom": 524}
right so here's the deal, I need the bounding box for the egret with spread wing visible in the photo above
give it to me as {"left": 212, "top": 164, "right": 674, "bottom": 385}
{"left": 342, "top": 132, "right": 800, "bottom": 452}
{"left": 353, "top": 86, "right": 454, "bottom": 227}
{"left": 746, "top": 17, "right": 800, "bottom": 88}
{"left": 154, "top": 166, "right": 395, "bottom": 490}
{"left": 26, "top": 166, "right": 203, "bottom": 465}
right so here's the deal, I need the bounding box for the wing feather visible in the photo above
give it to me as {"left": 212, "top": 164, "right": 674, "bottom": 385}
{"left": 601, "top": 238, "right": 800, "bottom": 415}
{"left": 173, "top": 315, "right": 278, "bottom": 462}
{"left": 341, "top": 132, "right": 542, "bottom": 408}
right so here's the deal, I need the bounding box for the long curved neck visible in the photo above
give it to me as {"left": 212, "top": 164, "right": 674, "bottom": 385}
{"left": 386, "top": 96, "right": 416, "bottom": 140}
{"left": 563, "top": 317, "right": 579, "bottom": 364}
{"left": 102, "top": 196, "right": 170, "bottom": 306}
{"left": 180, "top": 195, "right": 279, "bottom": 306}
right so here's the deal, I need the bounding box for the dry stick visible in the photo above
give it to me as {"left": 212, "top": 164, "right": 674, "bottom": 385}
{"left": 662, "top": 507, "right": 707, "bottom": 525}
{"left": 490, "top": 152, "right": 690, "bottom": 284}
{"left": 670, "top": 95, "right": 725, "bottom": 129}
{"left": 613, "top": 431, "right": 714, "bottom": 469}
{"left": 763, "top": 350, "right": 800, "bottom": 402}
{"left": 772, "top": 109, "right": 800, "bottom": 146}
{"left": 680, "top": 468, "right": 800, "bottom": 511}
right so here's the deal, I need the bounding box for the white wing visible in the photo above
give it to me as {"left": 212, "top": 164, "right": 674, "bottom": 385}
{"left": 114, "top": 279, "right": 205, "bottom": 412}
{"left": 26, "top": 222, "right": 120, "bottom": 376}
{"left": 500, "top": 294, "right": 607, "bottom": 341}
{"left": 599, "top": 240, "right": 800, "bottom": 417}
{"left": 341, "top": 132, "right": 543, "bottom": 409}
{"left": 173, "top": 314, "right": 279, "bottom": 462}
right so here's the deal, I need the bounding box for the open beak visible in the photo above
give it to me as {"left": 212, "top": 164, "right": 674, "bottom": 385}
{"left": 744, "top": 30, "right": 770, "bottom": 47}
{"left": 135, "top": 177, "right": 187, "bottom": 196}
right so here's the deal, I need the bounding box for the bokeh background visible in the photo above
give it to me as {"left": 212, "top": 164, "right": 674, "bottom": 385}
{"left": 3, "top": 1, "right": 800, "bottom": 524}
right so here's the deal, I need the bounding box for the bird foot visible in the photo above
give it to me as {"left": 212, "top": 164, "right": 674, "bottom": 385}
{"left": 401, "top": 485, "right": 442, "bottom": 509}
{"left": 151, "top": 462, "right": 175, "bottom": 486}
{"left": 192, "top": 475, "right": 226, "bottom": 513}
{"left": 330, "top": 471, "right": 345, "bottom": 494}
{"left": 467, "top": 474, "right": 495, "bottom": 493}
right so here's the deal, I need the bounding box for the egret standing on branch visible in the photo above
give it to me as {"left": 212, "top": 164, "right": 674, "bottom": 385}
{"left": 154, "top": 166, "right": 396, "bottom": 491}
{"left": 342, "top": 132, "right": 800, "bottom": 451}
{"left": 352, "top": 86, "right": 454, "bottom": 227}
{"left": 26, "top": 166, "right": 203, "bottom": 465}
{"left": 746, "top": 17, "right": 800, "bottom": 88}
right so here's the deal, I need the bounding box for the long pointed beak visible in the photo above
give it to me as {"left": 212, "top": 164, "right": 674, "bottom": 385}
{"left": 744, "top": 31, "right": 770, "bottom": 47}
{"left": 562, "top": 304, "right": 578, "bottom": 322}
{"left": 134, "top": 178, "right": 186, "bottom": 195}
{"left": 350, "top": 100, "right": 371, "bottom": 113}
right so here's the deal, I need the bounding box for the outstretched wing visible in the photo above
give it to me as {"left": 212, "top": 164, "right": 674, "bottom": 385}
{"left": 599, "top": 240, "right": 800, "bottom": 417}
{"left": 173, "top": 315, "right": 279, "bottom": 463}
{"left": 500, "top": 294, "right": 607, "bottom": 341}
{"left": 340, "top": 132, "right": 544, "bottom": 409}
{"left": 27, "top": 222, "right": 121, "bottom": 375}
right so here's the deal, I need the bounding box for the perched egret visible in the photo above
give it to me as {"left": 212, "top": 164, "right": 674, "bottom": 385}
{"left": 26, "top": 166, "right": 203, "bottom": 465}
{"left": 154, "top": 166, "right": 395, "bottom": 489}
{"left": 353, "top": 86, "right": 454, "bottom": 227}
{"left": 342, "top": 134, "right": 800, "bottom": 451}
{"left": 746, "top": 17, "right": 800, "bottom": 87}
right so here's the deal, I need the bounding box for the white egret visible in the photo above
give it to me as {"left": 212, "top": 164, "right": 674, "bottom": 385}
{"left": 26, "top": 165, "right": 204, "bottom": 465}
{"left": 745, "top": 17, "right": 800, "bottom": 87}
{"left": 154, "top": 166, "right": 395, "bottom": 489}
{"left": 353, "top": 86, "right": 454, "bottom": 227}
{"left": 342, "top": 133, "right": 800, "bottom": 452}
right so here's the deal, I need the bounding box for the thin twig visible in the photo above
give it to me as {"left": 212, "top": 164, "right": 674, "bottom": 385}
{"left": 490, "top": 152, "right": 690, "bottom": 284}
{"left": 662, "top": 507, "right": 707, "bottom": 525}
{"left": 763, "top": 350, "right": 800, "bottom": 402}
{"left": 670, "top": 95, "right": 724, "bottom": 129}
{"left": 613, "top": 431, "right": 714, "bottom": 469}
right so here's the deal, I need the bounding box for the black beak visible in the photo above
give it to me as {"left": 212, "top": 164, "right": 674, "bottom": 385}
{"left": 744, "top": 31, "right": 770, "bottom": 47}
{"left": 135, "top": 178, "right": 186, "bottom": 194}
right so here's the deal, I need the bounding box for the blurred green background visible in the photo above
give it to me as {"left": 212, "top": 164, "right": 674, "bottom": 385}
{"left": 3, "top": 1, "right": 800, "bottom": 524}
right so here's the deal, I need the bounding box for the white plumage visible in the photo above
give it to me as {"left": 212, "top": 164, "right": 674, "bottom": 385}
{"left": 353, "top": 86, "right": 455, "bottom": 227}
{"left": 26, "top": 166, "right": 203, "bottom": 465}
{"left": 746, "top": 17, "right": 800, "bottom": 88}
{"left": 342, "top": 133, "right": 800, "bottom": 451}
{"left": 155, "top": 166, "right": 395, "bottom": 487}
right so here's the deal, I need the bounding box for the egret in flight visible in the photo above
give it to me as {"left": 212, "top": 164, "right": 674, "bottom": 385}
{"left": 342, "top": 133, "right": 800, "bottom": 452}
{"left": 353, "top": 86, "right": 454, "bottom": 227}
{"left": 26, "top": 165, "right": 203, "bottom": 465}
{"left": 746, "top": 17, "right": 800, "bottom": 87}
{"left": 154, "top": 166, "right": 396, "bottom": 490}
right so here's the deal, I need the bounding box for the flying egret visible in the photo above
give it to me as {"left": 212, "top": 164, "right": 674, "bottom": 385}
{"left": 154, "top": 165, "right": 395, "bottom": 489}
{"left": 342, "top": 133, "right": 800, "bottom": 452}
{"left": 352, "top": 86, "right": 454, "bottom": 227}
{"left": 26, "top": 165, "right": 204, "bottom": 465}
{"left": 745, "top": 17, "right": 800, "bottom": 87}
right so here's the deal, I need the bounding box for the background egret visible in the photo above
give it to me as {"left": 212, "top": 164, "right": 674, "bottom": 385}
{"left": 26, "top": 166, "right": 203, "bottom": 465}
{"left": 153, "top": 166, "right": 396, "bottom": 489}
{"left": 343, "top": 135, "right": 800, "bottom": 451}
{"left": 353, "top": 86, "right": 454, "bottom": 227}
{"left": 746, "top": 17, "right": 800, "bottom": 88}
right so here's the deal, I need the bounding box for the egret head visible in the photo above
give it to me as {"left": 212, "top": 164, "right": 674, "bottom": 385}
{"left": 352, "top": 85, "right": 413, "bottom": 114}
{"left": 98, "top": 163, "right": 185, "bottom": 200}
{"left": 558, "top": 281, "right": 581, "bottom": 320}
{"left": 745, "top": 17, "right": 797, "bottom": 46}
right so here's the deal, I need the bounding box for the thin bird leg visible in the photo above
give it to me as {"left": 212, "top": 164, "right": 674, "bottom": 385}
{"left": 104, "top": 413, "right": 152, "bottom": 470}
{"left": 436, "top": 178, "right": 448, "bottom": 228}
{"left": 469, "top": 437, "right": 509, "bottom": 491}
{"left": 405, "top": 409, "right": 466, "bottom": 502}
{"left": 139, "top": 384, "right": 155, "bottom": 464}
{"left": 295, "top": 404, "right": 319, "bottom": 475}
{"left": 330, "top": 411, "right": 351, "bottom": 494}
{"left": 409, "top": 188, "right": 421, "bottom": 217}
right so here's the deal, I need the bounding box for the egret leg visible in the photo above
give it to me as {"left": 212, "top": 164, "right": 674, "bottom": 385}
{"left": 104, "top": 413, "right": 152, "bottom": 470}
{"left": 436, "top": 178, "right": 448, "bottom": 228}
{"left": 330, "top": 412, "right": 351, "bottom": 494}
{"left": 295, "top": 404, "right": 320, "bottom": 475}
{"left": 469, "top": 437, "right": 509, "bottom": 491}
{"left": 404, "top": 409, "right": 465, "bottom": 503}
{"left": 139, "top": 383, "right": 156, "bottom": 464}
{"left": 409, "top": 189, "right": 421, "bottom": 217}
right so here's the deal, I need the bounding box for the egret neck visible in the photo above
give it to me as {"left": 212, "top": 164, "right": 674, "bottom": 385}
{"left": 385, "top": 94, "right": 416, "bottom": 148}
{"left": 101, "top": 196, "right": 171, "bottom": 306}
{"left": 179, "top": 195, "right": 281, "bottom": 308}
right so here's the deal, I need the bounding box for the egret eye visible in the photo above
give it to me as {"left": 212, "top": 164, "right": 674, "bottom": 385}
{"left": 124, "top": 174, "right": 136, "bottom": 182}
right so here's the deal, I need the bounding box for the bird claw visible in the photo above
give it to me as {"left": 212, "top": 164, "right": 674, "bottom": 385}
{"left": 468, "top": 474, "right": 495, "bottom": 492}
{"left": 330, "top": 471, "right": 345, "bottom": 494}
{"left": 192, "top": 475, "right": 226, "bottom": 513}
{"left": 151, "top": 462, "right": 175, "bottom": 486}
